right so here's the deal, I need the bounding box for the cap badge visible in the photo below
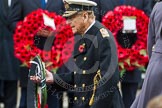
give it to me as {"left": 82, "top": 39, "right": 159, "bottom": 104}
{"left": 64, "top": 1, "right": 70, "bottom": 10}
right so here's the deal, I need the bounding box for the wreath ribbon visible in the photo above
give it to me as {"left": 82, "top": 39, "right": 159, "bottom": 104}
{"left": 27, "top": 56, "right": 47, "bottom": 108}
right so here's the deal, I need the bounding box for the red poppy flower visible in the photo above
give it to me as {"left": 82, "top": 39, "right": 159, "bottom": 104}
{"left": 79, "top": 45, "right": 85, "bottom": 53}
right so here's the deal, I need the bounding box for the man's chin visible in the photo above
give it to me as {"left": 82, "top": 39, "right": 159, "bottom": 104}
{"left": 74, "top": 33, "right": 80, "bottom": 36}
{"left": 74, "top": 32, "right": 82, "bottom": 35}
{"left": 73, "top": 31, "right": 79, "bottom": 35}
{"left": 72, "top": 29, "right": 77, "bottom": 34}
{"left": 72, "top": 29, "right": 83, "bottom": 35}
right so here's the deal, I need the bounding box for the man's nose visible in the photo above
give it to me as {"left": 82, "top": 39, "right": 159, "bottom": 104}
{"left": 66, "top": 19, "right": 72, "bottom": 25}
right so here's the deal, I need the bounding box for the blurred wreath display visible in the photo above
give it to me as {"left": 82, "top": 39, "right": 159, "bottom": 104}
{"left": 13, "top": 9, "right": 74, "bottom": 108}
{"left": 102, "top": 6, "right": 149, "bottom": 75}
{"left": 14, "top": 9, "right": 74, "bottom": 72}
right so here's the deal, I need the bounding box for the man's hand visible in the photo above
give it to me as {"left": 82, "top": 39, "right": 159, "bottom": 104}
{"left": 37, "top": 28, "right": 54, "bottom": 37}
{"left": 45, "top": 69, "right": 54, "bottom": 84}
{"left": 30, "top": 69, "right": 54, "bottom": 84}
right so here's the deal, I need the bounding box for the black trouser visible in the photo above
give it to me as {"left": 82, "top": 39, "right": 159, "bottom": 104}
{"left": 47, "top": 86, "right": 62, "bottom": 108}
{"left": 121, "top": 82, "right": 138, "bottom": 108}
{"left": 19, "top": 87, "right": 27, "bottom": 108}
{"left": 0, "top": 80, "right": 18, "bottom": 108}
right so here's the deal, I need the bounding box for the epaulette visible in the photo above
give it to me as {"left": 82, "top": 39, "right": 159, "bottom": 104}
{"left": 100, "top": 28, "right": 109, "bottom": 38}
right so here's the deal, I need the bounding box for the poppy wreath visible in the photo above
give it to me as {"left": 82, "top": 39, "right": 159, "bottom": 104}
{"left": 14, "top": 9, "right": 74, "bottom": 72}
{"left": 102, "top": 6, "right": 149, "bottom": 74}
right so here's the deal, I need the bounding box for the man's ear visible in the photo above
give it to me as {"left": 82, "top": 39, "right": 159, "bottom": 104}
{"left": 83, "top": 12, "right": 89, "bottom": 23}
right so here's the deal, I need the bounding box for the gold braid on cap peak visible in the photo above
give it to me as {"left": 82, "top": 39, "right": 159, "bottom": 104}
{"left": 89, "top": 70, "right": 101, "bottom": 106}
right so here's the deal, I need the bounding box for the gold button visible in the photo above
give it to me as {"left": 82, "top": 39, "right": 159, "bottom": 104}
{"left": 83, "top": 70, "right": 86, "bottom": 74}
{"left": 74, "top": 58, "right": 76, "bottom": 61}
{"left": 97, "top": 69, "right": 101, "bottom": 72}
{"left": 83, "top": 57, "right": 87, "bottom": 61}
{"left": 82, "top": 84, "right": 85, "bottom": 88}
{"left": 82, "top": 43, "right": 85, "bottom": 46}
{"left": 82, "top": 97, "right": 85, "bottom": 101}
{"left": 74, "top": 97, "right": 77, "bottom": 101}
{"left": 74, "top": 71, "right": 76, "bottom": 75}
{"left": 74, "top": 84, "right": 77, "bottom": 88}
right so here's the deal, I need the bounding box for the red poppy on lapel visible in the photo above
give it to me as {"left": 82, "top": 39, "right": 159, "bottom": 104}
{"left": 79, "top": 44, "right": 85, "bottom": 53}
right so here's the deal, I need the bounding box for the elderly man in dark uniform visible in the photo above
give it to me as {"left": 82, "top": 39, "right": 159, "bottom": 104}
{"left": 31, "top": 0, "right": 124, "bottom": 107}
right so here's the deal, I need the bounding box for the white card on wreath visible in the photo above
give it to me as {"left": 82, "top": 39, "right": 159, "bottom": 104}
{"left": 123, "top": 16, "right": 136, "bottom": 31}
{"left": 43, "top": 13, "right": 56, "bottom": 30}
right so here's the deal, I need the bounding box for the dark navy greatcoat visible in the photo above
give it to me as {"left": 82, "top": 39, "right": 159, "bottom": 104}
{"left": 0, "top": 0, "right": 19, "bottom": 81}
{"left": 53, "top": 21, "right": 124, "bottom": 108}
{"left": 0, "top": 0, "right": 20, "bottom": 107}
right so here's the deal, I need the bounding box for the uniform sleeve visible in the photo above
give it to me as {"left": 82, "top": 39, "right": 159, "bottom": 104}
{"left": 147, "top": 10, "right": 156, "bottom": 58}
{"left": 99, "top": 37, "right": 111, "bottom": 76}
{"left": 52, "top": 73, "right": 73, "bottom": 91}
{"left": 91, "top": 30, "right": 120, "bottom": 107}
{"left": 98, "top": 30, "right": 119, "bottom": 79}
{"left": 51, "top": 64, "right": 74, "bottom": 91}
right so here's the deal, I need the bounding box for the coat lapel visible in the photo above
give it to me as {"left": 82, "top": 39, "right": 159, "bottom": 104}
{"left": 73, "top": 35, "right": 86, "bottom": 58}
{"left": 73, "top": 21, "right": 99, "bottom": 58}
